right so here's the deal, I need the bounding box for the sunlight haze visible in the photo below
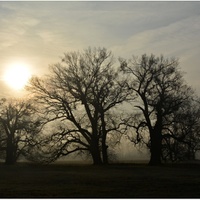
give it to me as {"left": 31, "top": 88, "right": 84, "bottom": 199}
{"left": 3, "top": 62, "right": 31, "bottom": 90}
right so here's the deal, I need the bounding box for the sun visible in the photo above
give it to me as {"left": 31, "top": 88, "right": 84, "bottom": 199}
{"left": 3, "top": 62, "right": 31, "bottom": 90}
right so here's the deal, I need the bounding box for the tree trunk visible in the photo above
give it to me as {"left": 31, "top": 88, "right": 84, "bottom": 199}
{"left": 100, "top": 112, "right": 108, "bottom": 165}
{"left": 5, "top": 135, "right": 15, "bottom": 165}
{"left": 102, "top": 142, "right": 108, "bottom": 165}
{"left": 149, "top": 133, "right": 162, "bottom": 165}
{"left": 90, "top": 142, "right": 102, "bottom": 165}
{"left": 91, "top": 151, "right": 102, "bottom": 165}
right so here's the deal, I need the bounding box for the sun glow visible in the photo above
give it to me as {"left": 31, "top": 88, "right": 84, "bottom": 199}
{"left": 3, "top": 62, "right": 31, "bottom": 90}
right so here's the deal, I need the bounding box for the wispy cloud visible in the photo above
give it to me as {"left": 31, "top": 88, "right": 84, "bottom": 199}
{"left": 113, "top": 14, "right": 200, "bottom": 56}
{"left": 0, "top": 1, "right": 200, "bottom": 94}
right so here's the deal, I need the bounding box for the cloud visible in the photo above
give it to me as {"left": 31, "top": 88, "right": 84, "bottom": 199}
{"left": 0, "top": 3, "right": 40, "bottom": 50}
{"left": 0, "top": 1, "right": 200, "bottom": 95}
{"left": 112, "top": 12, "right": 200, "bottom": 57}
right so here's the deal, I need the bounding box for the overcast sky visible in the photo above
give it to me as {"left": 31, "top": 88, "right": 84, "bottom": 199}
{"left": 0, "top": 1, "right": 200, "bottom": 97}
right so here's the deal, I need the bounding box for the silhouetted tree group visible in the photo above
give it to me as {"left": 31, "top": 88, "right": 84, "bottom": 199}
{"left": 1, "top": 47, "right": 200, "bottom": 165}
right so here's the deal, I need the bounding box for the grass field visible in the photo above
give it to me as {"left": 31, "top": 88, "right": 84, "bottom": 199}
{"left": 0, "top": 162, "right": 200, "bottom": 198}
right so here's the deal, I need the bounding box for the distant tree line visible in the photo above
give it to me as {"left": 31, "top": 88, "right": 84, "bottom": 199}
{"left": 1, "top": 47, "right": 200, "bottom": 165}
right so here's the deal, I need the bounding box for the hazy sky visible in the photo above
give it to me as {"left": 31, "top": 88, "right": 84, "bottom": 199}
{"left": 0, "top": 1, "right": 200, "bottom": 97}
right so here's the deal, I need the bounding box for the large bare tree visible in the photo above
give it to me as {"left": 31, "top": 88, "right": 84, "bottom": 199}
{"left": 27, "top": 47, "right": 129, "bottom": 165}
{"left": 0, "top": 98, "right": 42, "bottom": 164}
{"left": 120, "top": 54, "right": 195, "bottom": 165}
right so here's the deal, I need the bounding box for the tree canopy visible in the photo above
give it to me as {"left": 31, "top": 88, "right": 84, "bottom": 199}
{"left": 120, "top": 54, "right": 198, "bottom": 165}
{"left": 0, "top": 98, "right": 42, "bottom": 164}
{"left": 27, "top": 47, "right": 129, "bottom": 164}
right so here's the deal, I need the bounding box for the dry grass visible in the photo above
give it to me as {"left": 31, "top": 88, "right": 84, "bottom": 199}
{"left": 0, "top": 162, "right": 200, "bottom": 197}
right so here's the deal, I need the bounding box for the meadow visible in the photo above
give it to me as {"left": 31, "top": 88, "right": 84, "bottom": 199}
{"left": 0, "top": 162, "right": 200, "bottom": 198}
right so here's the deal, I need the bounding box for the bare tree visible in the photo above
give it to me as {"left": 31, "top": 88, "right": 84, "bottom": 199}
{"left": 27, "top": 47, "right": 128, "bottom": 165}
{"left": 0, "top": 98, "right": 42, "bottom": 164}
{"left": 120, "top": 54, "right": 194, "bottom": 165}
{"left": 162, "top": 97, "right": 200, "bottom": 162}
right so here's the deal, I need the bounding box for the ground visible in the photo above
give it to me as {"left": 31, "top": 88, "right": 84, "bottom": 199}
{"left": 0, "top": 162, "right": 200, "bottom": 197}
